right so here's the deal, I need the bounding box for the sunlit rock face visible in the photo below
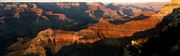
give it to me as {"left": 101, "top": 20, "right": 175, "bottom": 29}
{"left": 24, "top": 29, "right": 56, "bottom": 56}
{"left": 172, "top": 0, "right": 180, "bottom": 4}
{"left": 22, "top": 28, "right": 87, "bottom": 56}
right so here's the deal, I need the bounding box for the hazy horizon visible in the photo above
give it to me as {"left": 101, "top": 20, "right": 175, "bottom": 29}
{"left": 1, "top": 0, "right": 171, "bottom": 2}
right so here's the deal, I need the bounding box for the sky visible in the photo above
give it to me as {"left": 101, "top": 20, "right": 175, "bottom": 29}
{"left": 1, "top": 0, "right": 171, "bottom": 2}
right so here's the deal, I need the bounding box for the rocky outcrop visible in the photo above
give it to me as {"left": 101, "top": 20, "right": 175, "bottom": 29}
{"left": 24, "top": 29, "right": 81, "bottom": 56}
